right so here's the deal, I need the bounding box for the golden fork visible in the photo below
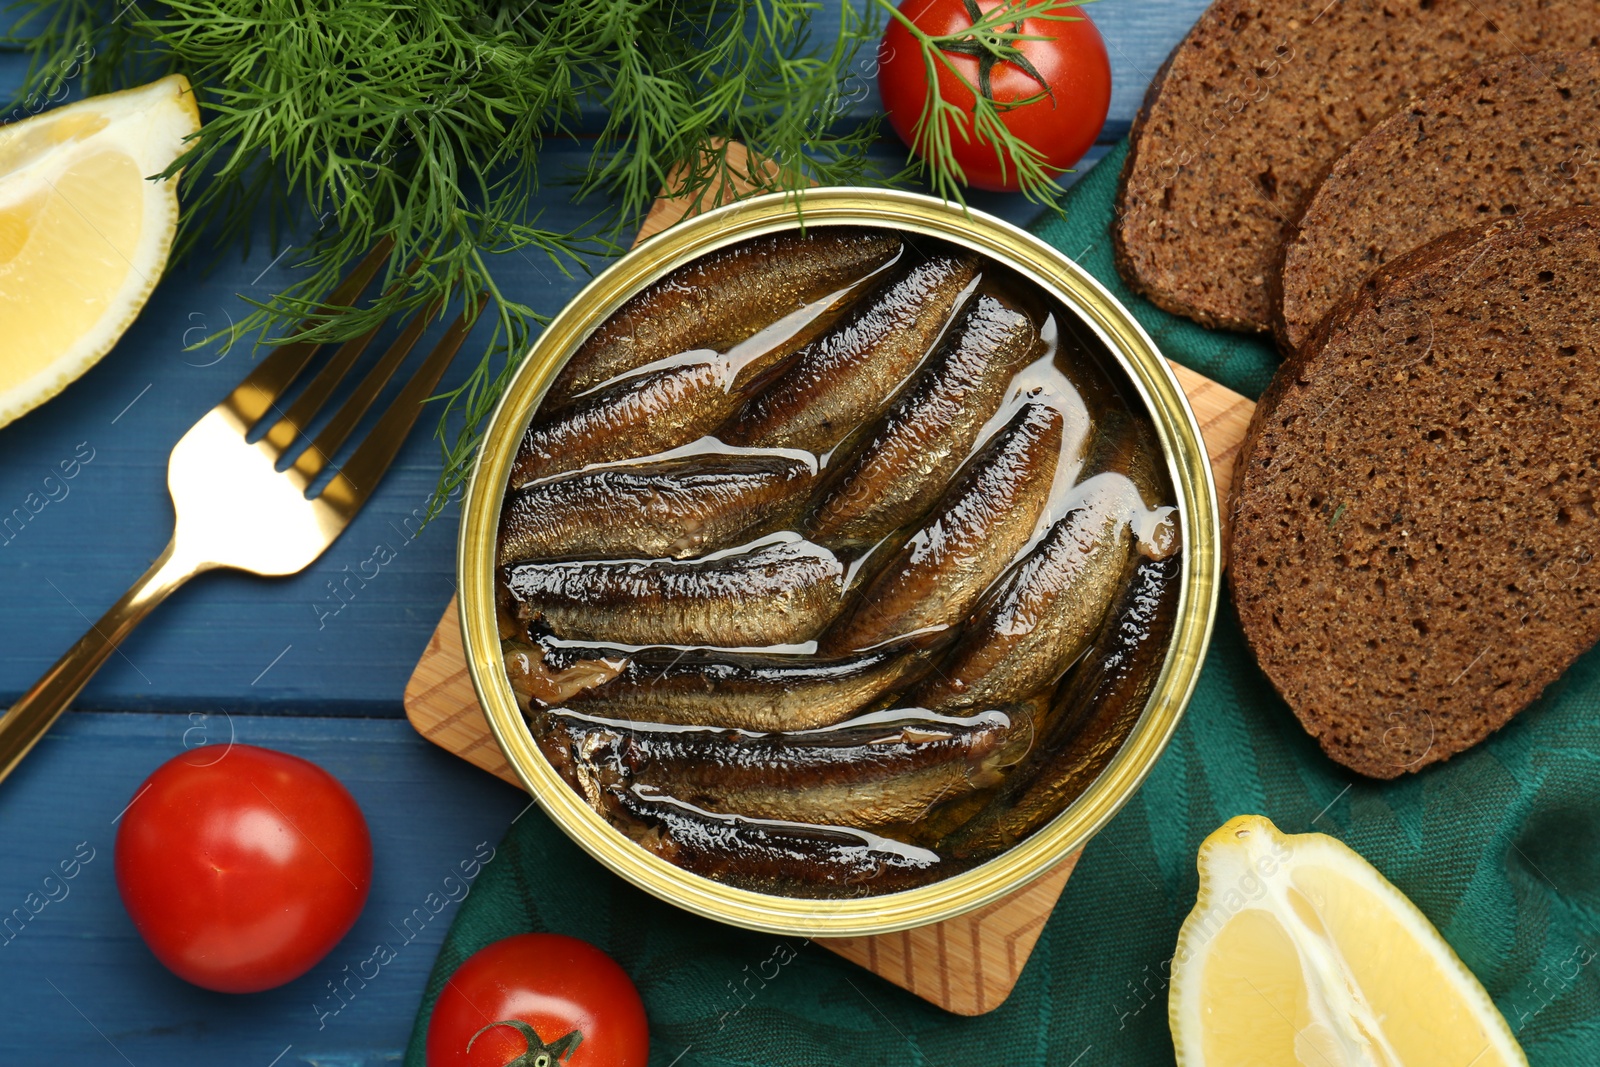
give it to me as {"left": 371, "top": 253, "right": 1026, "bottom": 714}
{"left": 0, "top": 244, "right": 480, "bottom": 783}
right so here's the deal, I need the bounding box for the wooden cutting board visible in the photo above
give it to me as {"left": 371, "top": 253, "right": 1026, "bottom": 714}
{"left": 404, "top": 146, "right": 1256, "bottom": 1015}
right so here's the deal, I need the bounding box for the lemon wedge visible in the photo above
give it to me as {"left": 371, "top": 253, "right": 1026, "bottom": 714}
{"left": 1169, "top": 814, "right": 1526, "bottom": 1067}
{"left": 0, "top": 74, "right": 199, "bottom": 429}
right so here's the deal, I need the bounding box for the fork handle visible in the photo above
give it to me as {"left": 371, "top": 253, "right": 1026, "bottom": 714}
{"left": 0, "top": 538, "right": 201, "bottom": 785}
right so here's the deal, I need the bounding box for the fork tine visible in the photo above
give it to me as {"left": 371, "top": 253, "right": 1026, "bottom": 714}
{"left": 222, "top": 237, "right": 393, "bottom": 428}
{"left": 321, "top": 296, "right": 484, "bottom": 509}
{"left": 260, "top": 258, "right": 426, "bottom": 461}
{"left": 287, "top": 295, "right": 444, "bottom": 490}
{"left": 259, "top": 324, "right": 383, "bottom": 460}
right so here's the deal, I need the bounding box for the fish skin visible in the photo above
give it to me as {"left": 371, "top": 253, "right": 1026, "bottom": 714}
{"left": 510, "top": 359, "right": 737, "bottom": 487}
{"left": 535, "top": 706, "right": 1026, "bottom": 828}
{"left": 720, "top": 255, "right": 978, "bottom": 454}
{"left": 551, "top": 229, "right": 902, "bottom": 399}
{"left": 944, "top": 551, "right": 1183, "bottom": 859}
{"left": 503, "top": 539, "right": 844, "bottom": 648}
{"left": 550, "top": 640, "right": 937, "bottom": 732}
{"left": 806, "top": 292, "right": 1042, "bottom": 550}
{"left": 915, "top": 483, "right": 1134, "bottom": 711}
{"left": 822, "top": 401, "right": 1063, "bottom": 653}
{"left": 498, "top": 453, "right": 814, "bottom": 565}
{"left": 913, "top": 414, "right": 1169, "bottom": 711}
{"left": 607, "top": 784, "right": 947, "bottom": 897}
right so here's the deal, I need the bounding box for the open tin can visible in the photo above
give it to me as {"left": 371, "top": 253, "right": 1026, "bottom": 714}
{"left": 457, "top": 188, "right": 1221, "bottom": 937}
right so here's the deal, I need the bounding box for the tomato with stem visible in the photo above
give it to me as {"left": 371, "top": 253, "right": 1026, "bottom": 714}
{"left": 878, "top": 0, "right": 1111, "bottom": 196}
{"left": 426, "top": 934, "right": 649, "bottom": 1067}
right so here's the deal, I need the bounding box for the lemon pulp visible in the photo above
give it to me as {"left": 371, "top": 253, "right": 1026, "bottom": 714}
{"left": 0, "top": 75, "right": 198, "bottom": 428}
{"left": 1170, "top": 814, "right": 1527, "bottom": 1067}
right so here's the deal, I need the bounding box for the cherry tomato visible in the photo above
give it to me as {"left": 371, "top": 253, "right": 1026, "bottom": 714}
{"left": 879, "top": 0, "right": 1111, "bottom": 192}
{"left": 114, "top": 744, "right": 372, "bottom": 994}
{"left": 426, "top": 934, "right": 649, "bottom": 1067}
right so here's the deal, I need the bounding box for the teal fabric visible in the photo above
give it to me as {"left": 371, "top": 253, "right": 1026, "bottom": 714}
{"left": 404, "top": 143, "right": 1600, "bottom": 1065}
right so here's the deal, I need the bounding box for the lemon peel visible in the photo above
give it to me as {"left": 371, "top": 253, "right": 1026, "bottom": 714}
{"left": 0, "top": 74, "right": 198, "bottom": 429}
{"left": 1170, "top": 814, "right": 1527, "bottom": 1067}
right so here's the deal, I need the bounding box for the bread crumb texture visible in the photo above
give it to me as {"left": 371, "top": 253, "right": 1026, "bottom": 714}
{"left": 1276, "top": 49, "right": 1600, "bottom": 353}
{"left": 1114, "top": 0, "right": 1600, "bottom": 333}
{"left": 1230, "top": 208, "right": 1600, "bottom": 778}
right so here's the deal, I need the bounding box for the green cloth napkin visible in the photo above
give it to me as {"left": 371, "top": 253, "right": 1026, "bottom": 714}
{"left": 404, "top": 143, "right": 1600, "bottom": 1066}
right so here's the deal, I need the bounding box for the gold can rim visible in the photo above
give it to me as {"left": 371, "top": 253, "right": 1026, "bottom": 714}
{"left": 457, "top": 188, "right": 1222, "bottom": 937}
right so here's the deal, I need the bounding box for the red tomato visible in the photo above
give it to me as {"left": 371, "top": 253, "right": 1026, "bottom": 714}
{"left": 426, "top": 934, "right": 649, "bottom": 1067}
{"left": 879, "top": 0, "right": 1111, "bottom": 191}
{"left": 114, "top": 744, "right": 372, "bottom": 994}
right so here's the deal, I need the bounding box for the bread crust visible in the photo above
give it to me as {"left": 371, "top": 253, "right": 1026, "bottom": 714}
{"left": 1230, "top": 207, "right": 1600, "bottom": 777}
{"left": 1111, "top": 25, "right": 1247, "bottom": 329}
{"left": 1115, "top": 0, "right": 1600, "bottom": 338}
{"left": 1273, "top": 49, "right": 1600, "bottom": 354}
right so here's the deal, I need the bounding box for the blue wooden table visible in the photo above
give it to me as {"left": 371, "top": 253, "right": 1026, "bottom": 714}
{"left": 0, "top": 4, "right": 1207, "bottom": 1062}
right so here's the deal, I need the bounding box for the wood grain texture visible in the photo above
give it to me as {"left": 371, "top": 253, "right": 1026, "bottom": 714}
{"left": 404, "top": 145, "right": 1255, "bottom": 1011}
{"left": 1169, "top": 362, "right": 1254, "bottom": 519}
{"left": 405, "top": 602, "right": 518, "bottom": 785}
{"left": 818, "top": 851, "right": 1081, "bottom": 1015}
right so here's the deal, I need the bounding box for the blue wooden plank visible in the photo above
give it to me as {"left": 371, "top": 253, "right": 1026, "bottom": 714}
{"left": 0, "top": 712, "right": 528, "bottom": 1066}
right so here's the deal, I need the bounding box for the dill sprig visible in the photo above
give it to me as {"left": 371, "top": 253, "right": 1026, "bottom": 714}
{"left": 871, "top": 0, "right": 1090, "bottom": 207}
{"left": 1, "top": 0, "right": 886, "bottom": 511}
{"left": 2, "top": 0, "right": 1086, "bottom": 509}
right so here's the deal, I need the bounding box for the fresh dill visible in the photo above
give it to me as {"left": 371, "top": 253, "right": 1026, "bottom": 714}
{"left": 2, "top": 0, "right": 1081, "bottom": 510}
{"left": 2, "top": 0, "right": 885, "bottom": 511}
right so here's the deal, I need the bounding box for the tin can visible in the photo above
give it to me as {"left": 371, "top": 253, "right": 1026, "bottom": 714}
{"left": 457, "top": 188, "right": 1221, "bottom": 937}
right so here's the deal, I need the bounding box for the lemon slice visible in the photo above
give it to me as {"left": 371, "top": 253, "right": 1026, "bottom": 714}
{"left": 1170, "top": 814, "right": 1526, "bottom": 1067}
{"left": 0, "top": 74, "right": 199, "bottom": 429}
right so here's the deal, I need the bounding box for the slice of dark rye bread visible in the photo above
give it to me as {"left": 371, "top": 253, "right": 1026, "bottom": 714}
{"left": 1229, "top": 207, "right": 1600, "bottom": 778}
{"left": 1113, "top": 0, "right": 1600, "bottom": 335}
{"left": 1274, "top": 49, "right": 1600, "bottom": 354}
